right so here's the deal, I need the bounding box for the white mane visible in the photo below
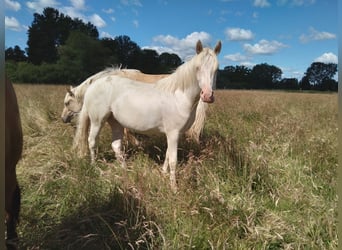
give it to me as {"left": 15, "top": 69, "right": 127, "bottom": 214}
{"left": 154, "top": 48, "right": 217, "bottom": 93}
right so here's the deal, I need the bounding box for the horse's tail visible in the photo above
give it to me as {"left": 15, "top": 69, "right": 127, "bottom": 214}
{"left": 186, "top": 100, "right": 208, "bottom": 143}
{"left": 73, "top": 106, "right": 90, "bottom": 157}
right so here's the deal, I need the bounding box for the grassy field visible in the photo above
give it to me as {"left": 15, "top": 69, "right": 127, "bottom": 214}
{"left": 13, "top": 84, "right": 337, "bottom": 249}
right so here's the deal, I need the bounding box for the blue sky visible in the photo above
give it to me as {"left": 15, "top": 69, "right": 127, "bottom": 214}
{"left": 5, "top": 0, "right": 338, "bottom": 79}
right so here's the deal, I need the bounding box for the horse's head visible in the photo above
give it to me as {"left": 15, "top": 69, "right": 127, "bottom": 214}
{"left": 195, "top": 40, "right": 221, "bottom": 103}
{"left": 61, "top": 87, "right": 82, "bottom": 123}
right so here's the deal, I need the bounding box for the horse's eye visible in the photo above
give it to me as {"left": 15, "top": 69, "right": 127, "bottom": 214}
{"left": 65, "top": 101, "right": 70, "bottom": 106}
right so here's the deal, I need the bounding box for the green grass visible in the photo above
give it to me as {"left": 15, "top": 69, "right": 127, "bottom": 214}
{"left": 14, "top": 85, "right": 337, "bottom": 249}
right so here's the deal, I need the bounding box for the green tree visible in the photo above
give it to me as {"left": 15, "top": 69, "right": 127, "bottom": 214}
{"left": 27, "top": 7, "right": 98, "bottom": 65}
{"left": 159, "top": 52, "right": 182, "bottom": 73}
{"left": 277, "top": 78, "right": 299, "bottom": 90}
{"left": 250, "top": 63, "right": 282, "bottom": 89}
{"left": 139, "top": 49, "right": 160, "bottom": 73}
{"left": 5, "top": 46, "right": 27, "bottom": 62}
{"left": 303, "top": 62, "right": 337, "bottom": 87}
{"left": 58, "top": 31, "right": 111, "bottom": 83}
{"left": 112, "top": 35, "right": 141, "bottom": 68}
{"left": 216, "top": 65, "right": 252, "bottom": 89}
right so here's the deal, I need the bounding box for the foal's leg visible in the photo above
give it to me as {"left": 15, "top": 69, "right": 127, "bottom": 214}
{"left": 165, "top": 131, "right": 179, "bottom": 191}
{"left": 162, "top": 148, "right": 169, "bottom": 174}
{"left": 88, "top": 121, "right": 102, "bottom": 163}
{"left": 108, "top": 115, "right": 126, "bottom": 167}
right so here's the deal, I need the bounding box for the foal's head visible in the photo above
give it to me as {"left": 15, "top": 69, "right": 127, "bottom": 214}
{"left": 195, "top": 40, "right": 221, "bottom": 103}
{"left": 61, "top": 87, "right": 82, "bottom": 123}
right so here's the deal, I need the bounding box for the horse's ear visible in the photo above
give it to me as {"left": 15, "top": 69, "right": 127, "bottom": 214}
{"left": 214, "top": 41, "right": 222, "bottom": 55}
{"left": 196, "top": 40, "right": 203, "bottom": 54}
{"left": 67, "top": 86, "right": 74, "bottom": 97}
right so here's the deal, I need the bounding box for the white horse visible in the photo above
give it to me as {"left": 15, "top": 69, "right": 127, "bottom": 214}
{"left": 73, "top": 40, "right": 221, "bottom": 190}
{"left": 61, "top": 67, "right": 208, "bottom": 142}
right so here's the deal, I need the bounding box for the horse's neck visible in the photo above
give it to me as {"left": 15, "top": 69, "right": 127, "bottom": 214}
{"left": 74, "top": 79, "right": 93, "bottom": 102}
{"left": 155, "top": 57, "right": 199, "bottom": 98}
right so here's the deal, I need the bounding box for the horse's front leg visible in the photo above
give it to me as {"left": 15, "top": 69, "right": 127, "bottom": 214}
{"left": 88, "top": 122, "right": 102, "bottom": 163}
{"left": 162, "top": 148, "right": 169, "bottom": 174}
{"left": 166, "top": 131, "right": 179, "bottom": 191}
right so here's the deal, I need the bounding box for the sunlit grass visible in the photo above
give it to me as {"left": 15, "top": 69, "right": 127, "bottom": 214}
{"left": 14, "top": 85, "right": 337, "bottom": 249}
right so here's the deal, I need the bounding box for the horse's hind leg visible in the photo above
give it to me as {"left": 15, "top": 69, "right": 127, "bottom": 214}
{"left": 5, "top": 178, "right": 21, "bottom": 249}
{"left": 108, "top": 115, "right": 126, "bottom": 167}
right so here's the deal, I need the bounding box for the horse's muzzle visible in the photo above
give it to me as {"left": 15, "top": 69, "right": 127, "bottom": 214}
{"left": 200, "top": 90, "right": 214, "bottom": 103}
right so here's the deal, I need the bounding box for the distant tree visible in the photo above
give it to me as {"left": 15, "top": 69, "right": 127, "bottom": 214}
{"left": 5, "top": 46, "right": 27, "bottom": 62}
{"left": 27, "top": 7, "right": 98, "bottom": 65}
{"left": 139, "top": 49, "right": 160, "bottom": 73}
{"left": 216, "top": 65, "right": 251, "bottom": 89}
{"left": 159, "top": 52, "right": 182, "bottom": 73}
{"left": 27, "top": 8, "right": 61, "bottom": 64}
{"left": 57, "top": 31, "right": 111, "bottom": 83}
{"left": 277, "top": 78, "right": 299, "bottom": 90}
{"left": 100, "top": 38, "right": 120, "bottom": 66}
{"left": 101, "top": 37, "right": 182, "bottom": 73}
{"left": 299, "top": 76, "right": 311, "bottom": 90}
{"left": 250, "top": 63, "right": 282, "bottom": 89}
{"left": 111, "top": 35, "right": 141, "bottom": 68}
{"left": 321, "top": 79, "right": 338, "bottom": 91}
{"left": 303, "top": 62, "right": 337, "bottom": 88}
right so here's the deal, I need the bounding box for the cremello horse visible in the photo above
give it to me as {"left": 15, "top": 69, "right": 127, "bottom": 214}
{"left": 61, "top": 68, "right": 208, "bottom": 142}
{"left": 5, "top": 76, "right": 23, "bottom": 249}
{"left": 74, "top": 40, "right": 221, "bottom": 190}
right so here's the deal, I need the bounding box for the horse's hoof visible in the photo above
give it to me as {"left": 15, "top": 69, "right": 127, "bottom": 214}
{"left": 6, "top": 237, "right": 19, "bottom": 250}
{"left": 171, "top": 184, "right": 178, "bottom": 193}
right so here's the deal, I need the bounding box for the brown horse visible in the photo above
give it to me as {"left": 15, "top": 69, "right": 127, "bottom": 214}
{"left": 5, "top": 76, "right": 23, "bottom": 249}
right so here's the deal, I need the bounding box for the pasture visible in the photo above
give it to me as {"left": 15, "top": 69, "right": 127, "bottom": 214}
{"left": 14, "top": 84, "right": 337, "bottom": 249}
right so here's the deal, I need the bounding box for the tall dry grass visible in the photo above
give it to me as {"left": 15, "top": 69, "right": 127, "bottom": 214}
{"left": 14, "top": 85, "right": 337, "bottom": 249}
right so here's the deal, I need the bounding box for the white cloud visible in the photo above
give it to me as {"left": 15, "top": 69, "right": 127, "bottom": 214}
{"left": 225, "top": 28, "right": 254, "bottom": 41}
{"left": 132, "top": 20, "right": 139, "bottom": 28}
{"left": 252, "top": 12, "right": 259, "bottom": 19}
{"left": 5, "top": 0, "right": 21, "bottom": 11}
{"left": 101, "top": 31, "right": 115, "bottom": 39}
{"left": 89, "top": 14, "right": 106, "bottom": 28}
{"left": 5, "top": 16, "right": 23, "bottom": 31}
{"left": 240, "top": 61, "right": 255, "bottom": 68}
{"left": 291, "top": 0, "right": 316, "bottom": 6}
{"left": 314, "top": 52, "right": 338, "bottom": 64}
{"left": 144, "top": 31, "right": 212, "bottom": 60}
{"left": 277, "top": 0, "right": 316, "bottom": 6}
{"left": 254, "top": 0, "right": 271, "bottom": 7}
{"left": 243, "top": 39, "right": 287, "bottom": 55}
{"left": 26, "top": 0, "right": 107, "bottom": 29}
{"left": 26, "top": 0, "right": 60, "bottom": 12}
{"left": 299, "top": 27, "right": 336, "bottom": 43}
{"left": 103, "top": 8, "right": 114, "bottom": 14}
{"left": 70, "top": 0, "right": 85, "bottom": 10}
{"left": 224, "top": 52, "right": 250, "bottom": 62}
{"left": 120, "top": 0, "right": 142, "bottom": 7}
{"left": 61, "top": 6, "right": 84, "bottom": 19}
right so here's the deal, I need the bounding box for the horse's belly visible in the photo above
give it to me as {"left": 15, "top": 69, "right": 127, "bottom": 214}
{"left": 112, "top": 96, "right": 164, "bottom": 133}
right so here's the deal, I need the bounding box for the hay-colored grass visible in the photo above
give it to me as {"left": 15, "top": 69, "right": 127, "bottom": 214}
{"left": 14, "top": 85, "right": 337, "bottom": 249}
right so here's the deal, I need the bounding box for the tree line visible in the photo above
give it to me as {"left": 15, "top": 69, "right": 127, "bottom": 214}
{"left": 217, "top": 62, "right": 338, "bottom": 91}
{"left": 5, "top": 7, "right": 338, "bottom": 91}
